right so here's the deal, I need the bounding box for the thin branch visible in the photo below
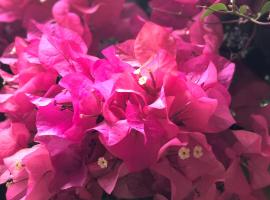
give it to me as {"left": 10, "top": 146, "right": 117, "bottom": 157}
{"left": 153, "top": 4, "right": 270, "bottom": 26}
{"left": 244, "top": 24, "right": 257, "bottom": 49}
{"left": 199, "top": 4, "right": 270, "bottom": 26}
{"left": 236, "top": 12, "right": 270, "bottom": 25}
{"left": 152, "top": 7, "right": 242, "bottom": 25}
{"left": 152, "top": 7, "right": 183, "bottom": 16}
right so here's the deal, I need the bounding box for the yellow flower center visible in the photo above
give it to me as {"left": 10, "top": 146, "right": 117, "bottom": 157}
{"left": 193, "top": 145, "right": 203, "bottom": 159}
{"left": 138, "top": 76, "right": 148, "bottom": 85}
{"left": 178, "top": 146, "right": 190, "bottom": 160}
{"left": 15, "top": 161, "right": 23, "bottom": 170}
{"left": 97, "top": 157, "right": 108, "bottom": 169}
{"left": 133, "top": 68, "right": 141, "bottom": 75}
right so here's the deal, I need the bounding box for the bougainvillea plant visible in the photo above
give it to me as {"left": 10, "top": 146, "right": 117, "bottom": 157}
{"left": 0, "top": 0, "right": 270, "bottom": 200}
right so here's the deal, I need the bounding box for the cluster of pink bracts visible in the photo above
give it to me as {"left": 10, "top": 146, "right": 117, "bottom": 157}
{"left": 0, "top": 0, "right": 270, "bottom": 200}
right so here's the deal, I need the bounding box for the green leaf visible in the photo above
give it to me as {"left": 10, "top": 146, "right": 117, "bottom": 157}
{"left": 260, "top": 1, "right": 270, "bottom": 16}
{"left": 239, "top": 5, "right": 249, "bottom": 15}
{"left": 201, "top": 3, "right": 228, "bottom": 19}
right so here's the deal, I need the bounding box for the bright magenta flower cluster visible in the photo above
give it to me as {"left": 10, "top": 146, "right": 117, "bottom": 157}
{"left": 0, "top": 0, "right": 270, "bottom": 200}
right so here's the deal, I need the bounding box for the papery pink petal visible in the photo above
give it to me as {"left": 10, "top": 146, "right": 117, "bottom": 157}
{"left": 36, "top": 103, "right": 73, "bottom": 138}
{"left": 0, "top": 121, "right": 29, "bottom": 162}
{"left": 206, "top": 84, "right": 235, "bottom": 132}
{"left": 38, "top": 23, "right": 87, "bottom": 76}
{"left": 134, "top": 21, "right": 176, "bottom": 63}
{"left": 98, "top": 163, "right": 126, "bottom": 194}
{"left": 23, "top": 146, "right": 55, "bottom": 200}
{"left": 151, "top": 159, "right": 192, "bottom": 200}
{"left": 248, "top": 155, "right": 270, "bottom": 189}
{"left": 233, "top": 130, "right": 262, "bottom": 154}
{"left": 225, "top": 159, "right": 251, "bottom": 195}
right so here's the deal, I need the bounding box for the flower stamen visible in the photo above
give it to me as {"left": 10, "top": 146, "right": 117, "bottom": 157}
{"left": 138, "top": 76, "right": 148, "bottom": 85}
{"left": 15, "top": 161, "right": 23, "bottom": 170}
{"left": 97, "top": 157, "right": 108, "bottom": 169}
{"left": 133, "top": 68, "right": 141, "bottom": 75}
{"left": 178, "top": 146, "right": 190, "bottom": 160}
{"left": 193, "top": 145, "right": 203, "bottom": 159}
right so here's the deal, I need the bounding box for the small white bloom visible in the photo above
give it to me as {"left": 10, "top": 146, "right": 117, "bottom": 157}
{"left": 133, "top": 68, "right": 141, "bottom": 75}
{"left": 15, "top": 161, "right": 23, "bottom": 170}
{"left": 193, "top": 145, "right": 203, "bottom": 159}
{"left": 138, "top": 76, "right": 148, "bottom": 85}
{"left": 178, "top": 146, "right": 190, "bottom": 160}
{"left": 97, "top": 157, "right": 108, "bottom": 169}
